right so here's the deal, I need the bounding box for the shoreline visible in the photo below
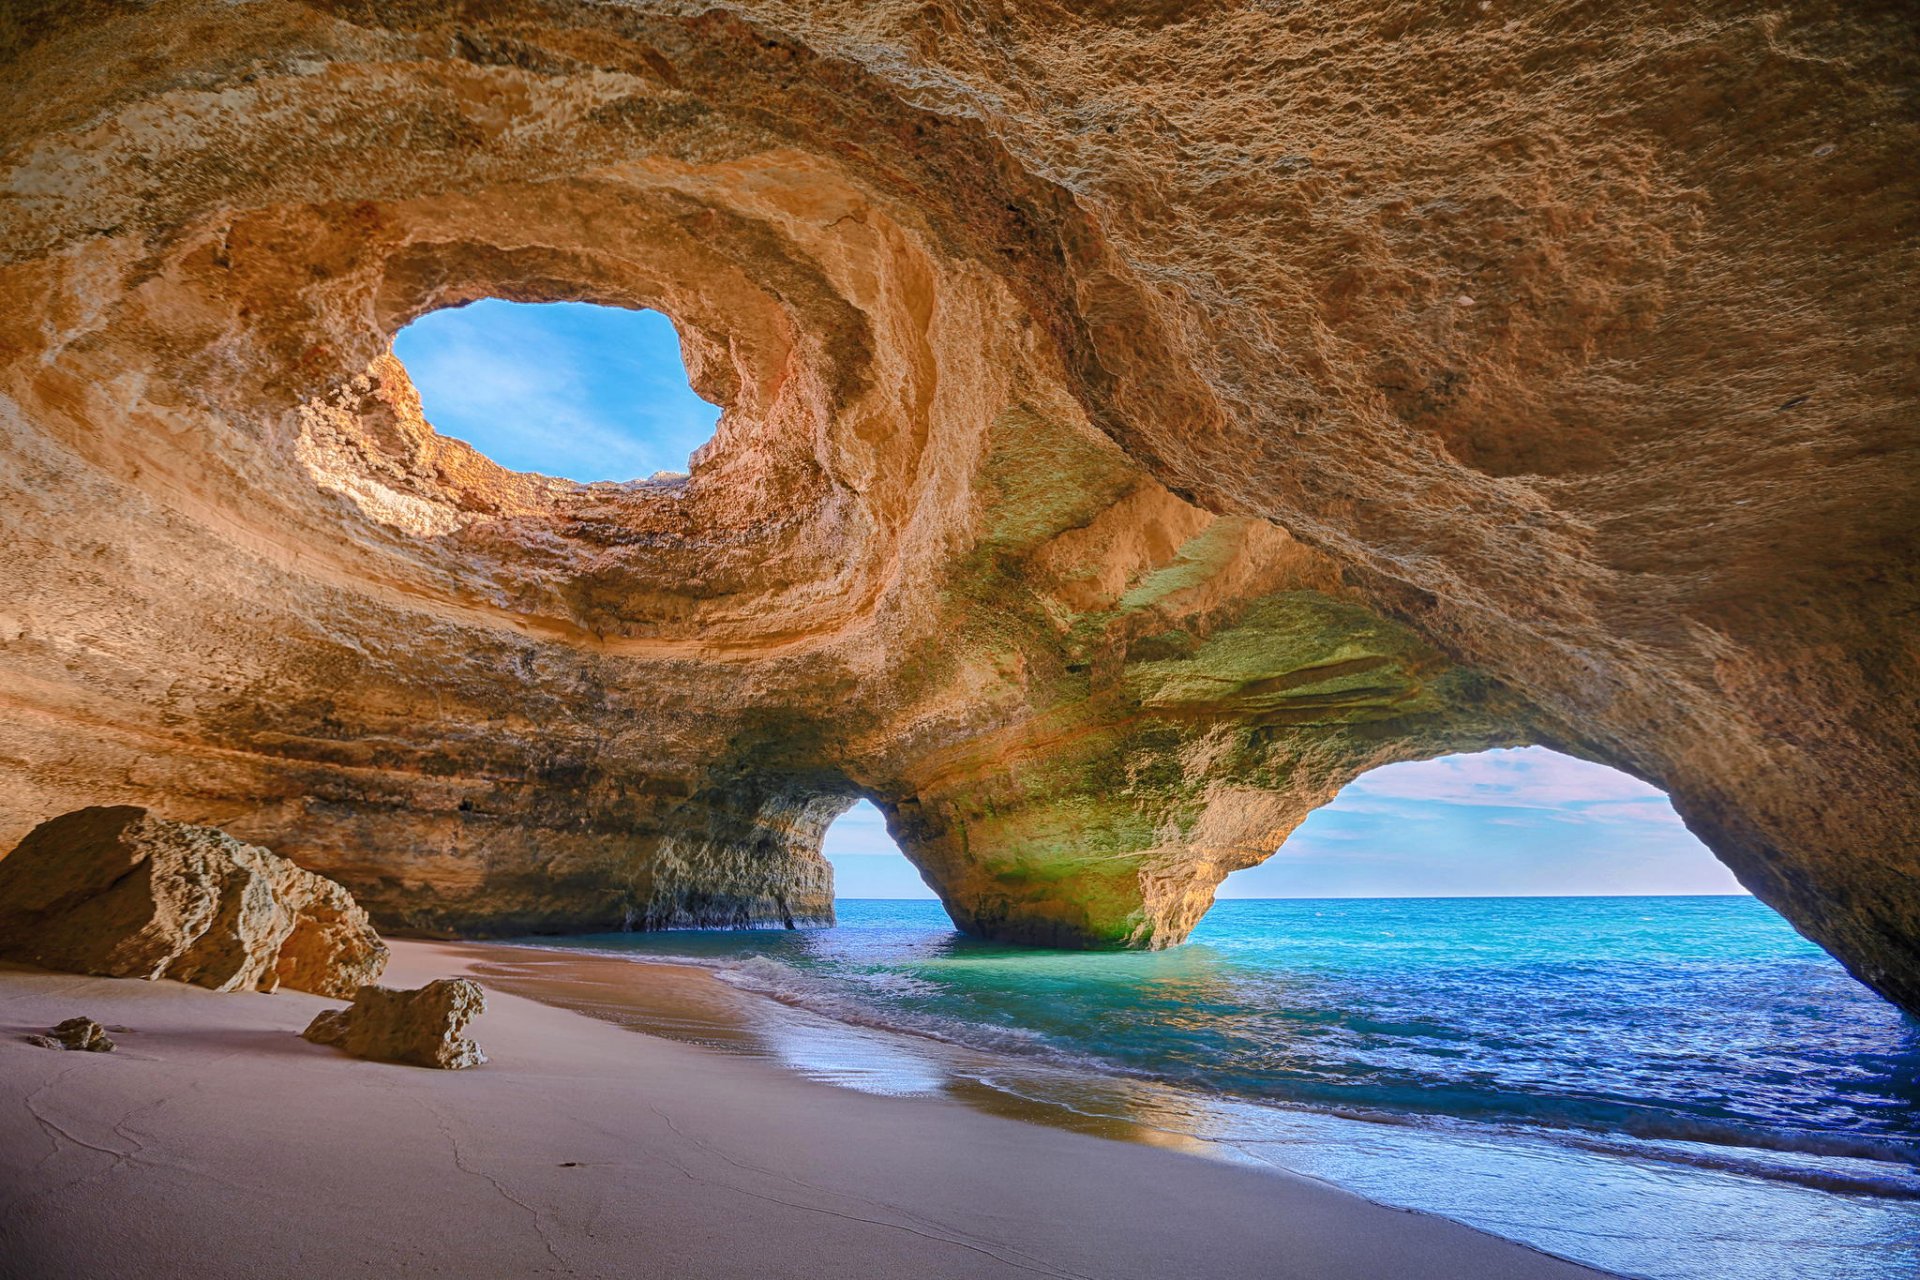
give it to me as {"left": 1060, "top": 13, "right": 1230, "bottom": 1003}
{"left": 2, "top": 939, "right": 1612, "bottom": 1280}
{"left": 450, "top": 941, "right": 1240, "bottom": 1159}
{"left": 451, "top": 931, "right": 1920, "bottom": 1280}
{"left": 462, "top": 935, "right": 1920, "bottom": 1183}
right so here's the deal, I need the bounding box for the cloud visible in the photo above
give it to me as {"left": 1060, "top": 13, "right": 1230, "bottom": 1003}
{"left": 1335, "top": 747, "right": 1680, "bottom": 827}
{"left": 1229, "top": 747, "right": 1738, "bottom": 897}
{"left": 393, "top": 300, "right": 720, "bottom": 481}
{"left": 822, "top": 800, "right": 904, "bottom": 859}
{"left": 1573, "top": 799, "right": 1687, "bottom": 828}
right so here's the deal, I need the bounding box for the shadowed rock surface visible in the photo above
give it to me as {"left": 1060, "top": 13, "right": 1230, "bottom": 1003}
{"left": 0, "top": 4, "right": 1914, "bottom": 1006}
{"left": 0, "top": 808, "right": 388, "bottom": 998}
{"left": 23, "top": 1017, "right": 116, "bottom": 1052}
{"left": 303, "top": 978, "right": 488, "bottom": 1069}
{"left": 47, "top": 1017, "right": 115, "bottom": 1052}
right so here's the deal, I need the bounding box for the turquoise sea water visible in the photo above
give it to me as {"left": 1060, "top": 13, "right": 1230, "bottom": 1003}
{"left": 515, "top": 897, "right": 1920, "bottom": 1280}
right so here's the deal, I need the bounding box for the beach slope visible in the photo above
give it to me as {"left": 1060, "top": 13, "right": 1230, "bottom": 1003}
{"left": 0, "top": 941, "right": 1607, "bottom": 1279}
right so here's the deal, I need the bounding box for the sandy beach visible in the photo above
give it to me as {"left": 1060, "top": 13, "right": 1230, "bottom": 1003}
{"left": 0, "top": 940, "right": 1614, "bottom": 1280}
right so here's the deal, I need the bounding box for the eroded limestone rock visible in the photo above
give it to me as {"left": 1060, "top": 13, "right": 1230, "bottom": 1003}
{"left": 46, "top": 1017, "right": 114, "bottom": 1052}
{"left": 0, "top": 808, "right": 388, "bottom": 998}
{"left": 302, "top": 979, "right": 488, "bottom": 1070}
{"left": 22, "top": 1018, "right": 115, "bottom": 1052}
{"left": 0, "top": 4, "right": 1914, "bottom": 1009}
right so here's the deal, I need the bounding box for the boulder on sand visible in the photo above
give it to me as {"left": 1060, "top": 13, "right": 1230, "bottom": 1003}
{"left": 303, "top": 978, "right": 488, "bottom": 1069}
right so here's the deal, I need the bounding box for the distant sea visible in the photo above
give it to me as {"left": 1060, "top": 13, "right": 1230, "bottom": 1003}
{"left": 512, "top": 897, "right": 1920, "bottom": 1280}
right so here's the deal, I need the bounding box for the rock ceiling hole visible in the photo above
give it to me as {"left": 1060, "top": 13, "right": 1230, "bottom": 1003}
{"left": 822, "top": 800, "right": 935, "bottom": 901}
{"left": 391, "top": 299, "right": 721, "bottom": 483}
{"left": 1222, "top": 746, "right": 1750, "bottom": 900}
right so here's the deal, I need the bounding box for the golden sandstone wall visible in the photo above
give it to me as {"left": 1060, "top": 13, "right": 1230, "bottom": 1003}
{"left": 1, "top": 3, "right": 1915, "bottom": 1007}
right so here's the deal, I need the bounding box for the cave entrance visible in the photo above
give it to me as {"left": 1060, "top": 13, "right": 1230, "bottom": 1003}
{"left": 822, "top": 799, "right": 937, "bottom": 902}
{"left": 1221, "top": 745, "right": 1744, "bottom": 899}
{"left": 390, "top": 299, "right": 721, "bottom": 482}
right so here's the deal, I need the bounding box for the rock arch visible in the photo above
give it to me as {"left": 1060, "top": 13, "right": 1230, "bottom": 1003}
{"left": 0, "top": 2, "right": 1914, "bottom": 1011}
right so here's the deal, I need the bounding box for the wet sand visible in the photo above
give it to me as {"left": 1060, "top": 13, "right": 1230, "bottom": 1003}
{"left": 1, "top": 939, "right": 1611, "bottom": 1279}
{"left": 455, "top": 942, "right": 1254, "bottom": 1156}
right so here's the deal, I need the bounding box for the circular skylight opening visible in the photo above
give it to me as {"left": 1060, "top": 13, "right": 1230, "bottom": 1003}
{"left": 391, "top": 299, "right": 721, "bottom": 482}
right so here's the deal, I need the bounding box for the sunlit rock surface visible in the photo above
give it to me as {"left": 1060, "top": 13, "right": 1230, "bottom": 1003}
{"left": 0, "top": 808, "right": 388, "bottom": 998}
{"left": 0, "top": 4, "right": 1914, "bottom": 1007}
{"left": 303, "top": 978, "right": 488, "bottom": 1070}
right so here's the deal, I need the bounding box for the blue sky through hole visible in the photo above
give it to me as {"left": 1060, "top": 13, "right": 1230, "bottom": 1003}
{"left": 824, "top": 747, "right": 1745, "bottom": 899}
{"left": 390, "top": 306, "right": 1739, "bottom": 902}
{"left": 393, "top": 299, "right": 721, "bottom": 481}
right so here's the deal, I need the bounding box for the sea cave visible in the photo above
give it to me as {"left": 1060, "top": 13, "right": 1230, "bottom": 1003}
{"left": 1, "top": 4, "right": 1915, "bottom": 1279}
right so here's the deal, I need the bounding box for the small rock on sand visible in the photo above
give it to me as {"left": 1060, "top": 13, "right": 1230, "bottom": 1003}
{"left": 26, "top": 1017, "right": 116, "bottom": 1052}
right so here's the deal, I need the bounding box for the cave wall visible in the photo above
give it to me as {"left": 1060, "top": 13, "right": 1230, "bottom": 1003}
{"left": 0, "top": 2, "right": 1915, "bottom": 1007}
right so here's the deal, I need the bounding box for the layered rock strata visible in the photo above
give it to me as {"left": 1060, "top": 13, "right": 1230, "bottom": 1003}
{"left": 0, "top": 4, "right": 1914, "bottom": 1006}
{"left": 303, "top": 978, "right": 488, "bottom": 1070}
{"left": 0, "top": 808, "right": 388, "bottom": 999}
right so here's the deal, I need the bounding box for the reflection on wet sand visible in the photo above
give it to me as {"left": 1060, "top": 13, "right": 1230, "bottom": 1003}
{"left": 454, "top": 943, "right": 1220, "bottom": 1158}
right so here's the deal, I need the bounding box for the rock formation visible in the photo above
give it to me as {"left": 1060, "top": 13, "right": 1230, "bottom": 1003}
{"left": 25, "top": 1018, "right": 116, "bottom": 1053}
{"left": 0, "top": 6, "right": 1914, "bottom": 1005}
{"left": 0, "top": 808, "right": 388, "bottom": 999}
{"left": 303, "top": 978, "right": 488, "bottom": 1070}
